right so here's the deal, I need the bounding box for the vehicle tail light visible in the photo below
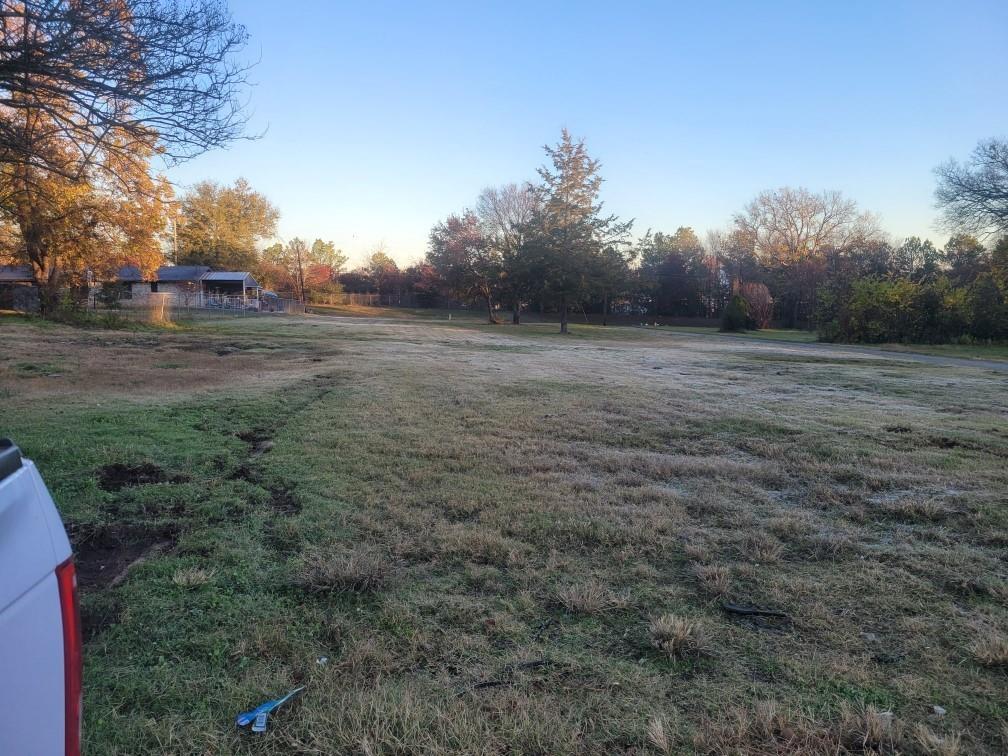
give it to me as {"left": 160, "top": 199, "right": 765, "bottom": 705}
{"left": 56, "top": 558, "right": 83, "bottom": 756}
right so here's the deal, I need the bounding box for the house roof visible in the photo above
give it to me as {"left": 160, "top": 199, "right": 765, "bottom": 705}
{"left": 0, "top": 265, "right": 33, "bottom": 282}
{"left": 157, "top": 265, "right": 211, "bottom": 282}
{"left": 116, "top": 265, "right": 144, "bottom": 282}
{"left": 112, "top": 265, "right": 260, "bottom": 287}
{"left": 201, "top": 271, "right": 260, "bottom": 288}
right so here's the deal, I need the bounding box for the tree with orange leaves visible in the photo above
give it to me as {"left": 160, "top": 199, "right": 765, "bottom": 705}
{"left": 0, "top": 0, "right": 249, "bottom": 312}
{"left": 0, "top": 113, "right": 172, "bottom": 311}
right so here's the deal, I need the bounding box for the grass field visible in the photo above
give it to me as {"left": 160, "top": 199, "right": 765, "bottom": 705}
{"left": 2, "top": 313, "right": 1006, "bottom": 754}
{"left": 309, "top": 304, "right": 1008, "bottom": 362}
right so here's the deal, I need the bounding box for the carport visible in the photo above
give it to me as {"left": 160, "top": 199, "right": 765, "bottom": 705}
{"left": 200, "top": 271, "right": 261, "bottom": 298}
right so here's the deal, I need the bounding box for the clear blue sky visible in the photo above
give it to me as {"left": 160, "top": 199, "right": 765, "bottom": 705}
{"left": 167, "top": 0, "right": 1008, "bottom": 267}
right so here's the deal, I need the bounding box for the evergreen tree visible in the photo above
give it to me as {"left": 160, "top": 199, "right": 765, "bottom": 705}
{"left": 534, "top": 129, "right": 632, "bottom": 333}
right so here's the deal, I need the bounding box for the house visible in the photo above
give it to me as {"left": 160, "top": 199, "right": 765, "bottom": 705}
{"left": 114, "top": 264, "right": 207, "bottom": 304}
{"left": 113, "top": 265, "right": 261, "bottom": 307}
{"left": 0, "top": 265, "right": 37, "bottom": 311}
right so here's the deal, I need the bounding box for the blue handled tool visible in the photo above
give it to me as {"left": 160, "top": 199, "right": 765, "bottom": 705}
{"left": 235, "top": 686, "right": 305, "bottom": 733}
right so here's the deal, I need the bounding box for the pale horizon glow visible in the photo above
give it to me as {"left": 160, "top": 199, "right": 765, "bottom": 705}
{"left": 165, "top": 0, "right": 1008, "bottom": 268}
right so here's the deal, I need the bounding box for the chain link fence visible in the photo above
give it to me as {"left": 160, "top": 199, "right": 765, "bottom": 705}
{"left": 91, "top": 292, "right": 305, "bottom": 323}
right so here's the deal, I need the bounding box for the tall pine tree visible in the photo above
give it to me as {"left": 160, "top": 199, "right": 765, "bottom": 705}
{"left": 534, "top": 129, "right": 632, "bottom": 333}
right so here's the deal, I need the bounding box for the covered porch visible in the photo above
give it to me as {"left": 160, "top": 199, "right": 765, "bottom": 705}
{"left": 198, "top": 272, "right": 262, "bottom": 309}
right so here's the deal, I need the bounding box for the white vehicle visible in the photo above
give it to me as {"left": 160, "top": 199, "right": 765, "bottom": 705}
{"left": 0, "top": 439, "right": 83, "bottom": 756}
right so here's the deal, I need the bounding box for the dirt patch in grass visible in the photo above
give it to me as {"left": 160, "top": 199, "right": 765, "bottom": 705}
{"left": 236, "top": 427, "right": 275, "bottom": 456}
{"left": 930, "top": 435, "right": 962, "bottom": 449}
{"left": 96, "top": 462, "right": 185, "bottom": 491}
{"left": 884, "top": 424, "right": 912, "bottom": 434}
{"left": 268, "top": 484, "right": 301, "bottom": 515}
{"left": 70, "top": 523, "right": 178, "bottom": 590}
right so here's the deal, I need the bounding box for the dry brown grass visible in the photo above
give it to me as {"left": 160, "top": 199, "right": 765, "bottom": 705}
{"left": 693, "top": 563, "right": 732, "bottom": 596}
{"left": 649, "top": 613, "right": 703, "bottom": 658}
{"left": 744, "top": 532, "right": 785, "bottom": 563}
{"left": 883, "top": 495, "right": 955, "bottom": 522}
{"left": 646, "top": 715, "right": 675, "bottom": 754}
{"left": 294, "top": 545, "right": 390, "bottom": 594}
{"left": 694, "top": 701, "right": 912, "bottom": 755}
{"left": 914, "top": 724, "right": 964, "bottom": 756}
{"left": 170, "top": 566, "right": 215, "bottom": 588}
{"left": 554, "top": 578, "right": 629, "bottom": 615}
{"left": 0, "top": 318, "right": 337, "bottom": 403}
{"left": 683, "top": 538, "right": 710, "bottom": 562}
{"left": 436, "top": 523, "right": 527, "bottom": 567}
{"left": 970, "top": 629, "right": 1008, "bottom": 668}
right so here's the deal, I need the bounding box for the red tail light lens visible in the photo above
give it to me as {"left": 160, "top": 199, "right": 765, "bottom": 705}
{"left": 56, "top": 558, "right": 82, "bottom": 756}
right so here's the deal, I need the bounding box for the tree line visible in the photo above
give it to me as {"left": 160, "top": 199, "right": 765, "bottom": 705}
{"left": 411, "top": 132, "right": 1008, "bottom": 342}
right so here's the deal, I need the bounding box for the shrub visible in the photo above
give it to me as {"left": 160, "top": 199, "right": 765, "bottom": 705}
{"left": 96, "top": 282, "right": 128, "bottom": 309}
{"left": 720, "top": 295, "right": 748, "bottom": 332}
{"left": 817, "top": 272, "right": 1006, "bottom": 344}
{"left": 739, "top": 281, "right": 772, "bottom": 329}
{"left": 966, "top": 274, "right": 1008, "bottom": 340}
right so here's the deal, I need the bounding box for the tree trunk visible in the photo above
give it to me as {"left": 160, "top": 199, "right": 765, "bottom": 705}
{"left": 512, "top": 300, "right": 520, "bottom": 325}
{"left": 560, "top": 293, "right": 568, "bottom": 334}
{"left": 25, "top": 231, "right": 58, "bottom": 317}
{"left": 485, "top": 294, "right": 498, "bottom": 324}
{"left": 37, "top": 277, "right": 60, "bottom": 317}
{"left": 602, "top": 291, "right": 608, "bottom": 326}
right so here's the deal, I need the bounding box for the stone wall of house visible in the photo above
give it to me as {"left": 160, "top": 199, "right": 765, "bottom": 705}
{"left": 126, "top": 282, "right": 152, "bottom": 304}
{"left": 120, "top": 281, "right": 202, "bottom": 307}
{"left": 158, "top": 282, "right": 202, "bottom": 305}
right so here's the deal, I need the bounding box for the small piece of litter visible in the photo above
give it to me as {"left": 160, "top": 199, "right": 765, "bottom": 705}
{"left": 235, "top": 686, "right": 305, "bottom": 734}
{"left": 316, "top": 656, "right": 328, "bottom": 665}
{"left": 931, "top": 705, "right": 946, "bottom": 717}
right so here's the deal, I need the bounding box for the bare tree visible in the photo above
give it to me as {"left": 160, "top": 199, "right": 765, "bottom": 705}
{"left": 287, "top": 237, "right": 308, "bottom": 303}
{"left": 0, "top": 1, "right": 251, "bottom": 184}
{"left": 935, "top": 138, "right": 1008, "bottom": 238}
{"left": 733, "top": 187, "right": 877, "bottom": 266}
{"left": 476, "top": 183, "right": 539, "bottom": 323}
{"left": 733, "top": 187, "right": 879, "bottom": 327}
{"left": 477, "top": 183, "right": 538, "bottom": 252}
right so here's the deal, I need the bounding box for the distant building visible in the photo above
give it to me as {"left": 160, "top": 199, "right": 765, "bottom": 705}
{"left": 0, "top": 265, "right": 37, "bottom": 311}
{"left": 114, "top": 265, "right": 262, "bottom": 306}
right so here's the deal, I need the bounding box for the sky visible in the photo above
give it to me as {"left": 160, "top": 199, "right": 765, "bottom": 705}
{"left": 167, "top": 0, "right": 1008, "bottom": 268}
